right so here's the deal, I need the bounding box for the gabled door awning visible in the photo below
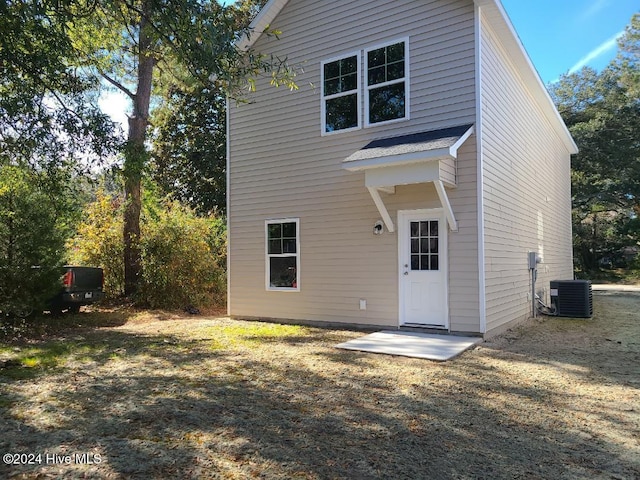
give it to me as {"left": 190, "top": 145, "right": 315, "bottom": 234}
{"left": 342, "top": 124, "right": 474, "bottom": 233}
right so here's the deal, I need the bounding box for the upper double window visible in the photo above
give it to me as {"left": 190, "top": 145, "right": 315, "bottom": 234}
{"left": 321, "top": 39, "right": 408, "bottom": 134}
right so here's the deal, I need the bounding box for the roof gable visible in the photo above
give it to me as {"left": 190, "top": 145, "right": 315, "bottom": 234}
{"left": 238, "top": 0, "right": 577, "bottom": 154}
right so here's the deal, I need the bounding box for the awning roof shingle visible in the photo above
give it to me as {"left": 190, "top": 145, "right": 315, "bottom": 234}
{"left": 345, "top": 124, "right": 475, "bottom": 163}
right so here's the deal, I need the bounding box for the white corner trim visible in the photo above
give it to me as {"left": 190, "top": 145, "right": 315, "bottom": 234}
{"left": 226, "top": 96, "right": 231, "bottom": 316}
{"left": 475, "top": 2, "right": 487, "bottom": 334}
{"left": 367, "top": 187, "right": 396, "bottom": 233}
{"left": 434, "top": 180, "right": 458, "bottom": 232}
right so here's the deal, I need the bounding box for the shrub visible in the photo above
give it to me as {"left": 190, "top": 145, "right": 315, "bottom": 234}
{"left": 68, "top": 186, "right": 226, "bottom": 308}
{"left": 66, "top": 188, "right": 125, "bottom": 297}
{"left": 139, "top": 198, "right": 226, "bottom": 309}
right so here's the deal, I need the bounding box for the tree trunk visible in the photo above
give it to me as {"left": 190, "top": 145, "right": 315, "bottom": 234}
{"left": 123, "top": 0, "right": 154, "bottom": 296}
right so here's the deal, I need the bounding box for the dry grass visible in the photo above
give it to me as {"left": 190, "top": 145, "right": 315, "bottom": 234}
{"left": 0, "top": 293, "right": 639, "bottom": 479}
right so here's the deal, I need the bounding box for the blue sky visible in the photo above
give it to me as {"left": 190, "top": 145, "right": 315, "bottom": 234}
{"left": 501, "top": 0, "right": 638, "bottom": 83}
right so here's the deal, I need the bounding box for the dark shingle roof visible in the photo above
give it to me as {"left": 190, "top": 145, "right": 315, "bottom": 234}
{"left": 345, "top": 124, "right": 474, "bottom": 163}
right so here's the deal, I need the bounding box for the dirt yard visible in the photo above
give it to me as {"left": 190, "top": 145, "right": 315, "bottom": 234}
{"left": 0, "top": 292, "right": 638, "bottom": 479}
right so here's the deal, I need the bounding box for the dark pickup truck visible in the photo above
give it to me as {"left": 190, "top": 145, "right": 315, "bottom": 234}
{"left": 48, "top": 266, "right": 104, "bottom": 314}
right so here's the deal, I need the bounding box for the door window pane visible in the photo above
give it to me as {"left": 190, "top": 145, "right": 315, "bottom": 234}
{"left": 409, "top": 219, "right": 439, "bottom": 271}
{"left": 430, "top": 238, "right": 438, "bottom": 254}
{"left": 411, "top": 238, "right": 419, "bottom": 254}
{"left": 420, "top": 238, "right": 429, "bottom": 254}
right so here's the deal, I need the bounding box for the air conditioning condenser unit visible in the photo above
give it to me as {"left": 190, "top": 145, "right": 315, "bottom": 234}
{"left": 549, "top": 280, "right": 593, "bottom": 318}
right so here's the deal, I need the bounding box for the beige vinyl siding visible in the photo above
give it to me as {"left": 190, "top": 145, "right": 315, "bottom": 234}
{"left": 440, "top": 157, "right": 457, "bottom": 186}
{"left": 479, "top": 13, "right": 573, "bottom": 335}
{"left": 229, "top": 0, "right": 480, "bottom": 330}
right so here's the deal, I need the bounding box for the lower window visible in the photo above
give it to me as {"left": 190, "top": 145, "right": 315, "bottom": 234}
{"left": 266, "top": 219, "right": 300, "bottom": 291}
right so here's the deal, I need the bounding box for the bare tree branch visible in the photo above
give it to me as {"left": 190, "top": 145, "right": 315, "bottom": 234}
{"left": 100, "top": 71, "right": 136, "bottom": 101}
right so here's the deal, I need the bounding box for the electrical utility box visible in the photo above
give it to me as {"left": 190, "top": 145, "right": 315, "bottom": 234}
{"left": 549, "top": 280, "right": 593, "bottom": 318}
{"left": 528, "top": 251, "right": 541, "bottom": 269}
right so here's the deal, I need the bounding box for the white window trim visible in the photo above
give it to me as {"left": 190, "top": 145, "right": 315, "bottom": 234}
{"left": 320, "top": 51, "right": 362, "bottom": 136}
{"left": 265, "top": 218, "right": 300, "bottom": 292}
{"left": 364, "top": 37, "right": 410, "bottom": 128}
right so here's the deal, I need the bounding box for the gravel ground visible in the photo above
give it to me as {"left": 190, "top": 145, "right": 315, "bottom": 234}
{"left": 0, "top": 292, "right": 638, "bottom": 479}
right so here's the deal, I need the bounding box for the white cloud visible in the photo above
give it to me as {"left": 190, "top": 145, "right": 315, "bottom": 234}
{"left": 568, "top": 30, "right": 624, "bottom": 74}
{"left": 578, "top": 0, "right": 611, "bottom": 21}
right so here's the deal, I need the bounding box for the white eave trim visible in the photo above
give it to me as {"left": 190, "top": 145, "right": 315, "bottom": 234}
{"left": 236, "top": 0, "right": 290, "bottom": 51}
{"left": 450, "top": 123, "right": 475, "bottom": 153}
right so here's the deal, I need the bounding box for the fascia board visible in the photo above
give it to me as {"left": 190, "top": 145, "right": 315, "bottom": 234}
{"left": 343, "top": 148, "right": 452, "bottom": 172}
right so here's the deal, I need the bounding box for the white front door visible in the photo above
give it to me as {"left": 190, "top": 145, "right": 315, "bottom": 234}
{"left": 399, "top": 210, "right": 448, "bottom": 328}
